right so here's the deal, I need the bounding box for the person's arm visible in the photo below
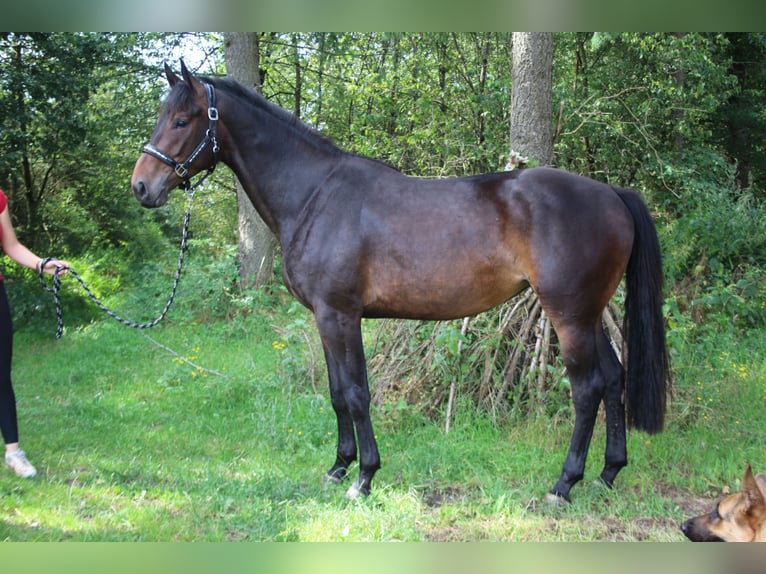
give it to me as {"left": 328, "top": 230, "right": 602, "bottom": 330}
{"left": 0, "top": 207, "right": 68, "bottom": 275}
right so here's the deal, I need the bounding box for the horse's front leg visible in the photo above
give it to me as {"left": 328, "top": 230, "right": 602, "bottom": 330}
{"left": 323, "top": 346, "right": 357, "bottom": 484}
{"left": 315, "top": 303, "right": 380, "bottom": 498}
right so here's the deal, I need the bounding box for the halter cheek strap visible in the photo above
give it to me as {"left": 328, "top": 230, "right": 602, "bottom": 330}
{"left": 141, "top": 82, "right": 220, "bottom": 189}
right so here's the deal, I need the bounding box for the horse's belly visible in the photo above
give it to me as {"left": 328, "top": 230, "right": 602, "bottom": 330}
{"left": 362, "top": 258, "right": 528, "bottom": 320}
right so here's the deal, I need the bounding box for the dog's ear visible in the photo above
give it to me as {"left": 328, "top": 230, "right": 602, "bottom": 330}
{"left": 755, "top": 471, "right": 766, "bottom": 499}
{"left": 742, "top": 465, "right": 765, "bottom": 507}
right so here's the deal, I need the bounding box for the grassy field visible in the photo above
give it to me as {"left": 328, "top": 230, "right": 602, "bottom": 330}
{"left": 1, "top": 299, "right": 764, "bottom": 541}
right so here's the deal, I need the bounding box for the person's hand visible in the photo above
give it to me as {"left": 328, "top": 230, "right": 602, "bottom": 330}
{"left": 40, "top": 258, "right": 70, "bottom": 276}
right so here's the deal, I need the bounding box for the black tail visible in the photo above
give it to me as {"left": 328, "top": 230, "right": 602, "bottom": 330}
{"left": 614, "top": 187, "right": 669, "bottom": 434}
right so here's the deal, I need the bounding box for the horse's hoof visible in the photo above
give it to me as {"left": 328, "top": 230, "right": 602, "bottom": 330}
{"left": 324, "top": 467, "right": 347, "bottom": 485}
{"left": 345, "top": 484, "right": 362, "bottom": 500}
{"left": 323, "top": 473, "right": 343, "bottom": 485}
{"left": 345, "top": 480, "right": 370, "bottom": 500}
{"left": 543, "top": 492, "right": 570, "bottom": 507}
{"left": 593, "top": 477, "right": 614, "bottom": 490}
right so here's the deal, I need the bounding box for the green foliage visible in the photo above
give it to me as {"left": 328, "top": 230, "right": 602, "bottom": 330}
{"left": 691, "top": 266, "right": 766, "bottom": 330}
{"left": 261, "top": 33, "right": 512, "bottom": 176}
{"left": 3, "top": 261, "right": 100, "bottom": 335}
{"left": 712, "top": 33, "right": 766, "bottom": 191}
{"left": 1, "top": 34, "right": 155, "bottom": 251}
{"left": 554, "top": 34, "right": 738, "bottom": 196}
{"left": 657, "top": 147, "right": 766, "bottom": 329}
{"left": 271, "top": 300, "right": 322, "bottom": 390}
{"left": 660, "top": 150, "right": 764, "bottom": 271}
{"left": 6, "top": 223, "right": 241, "bottom": 337}
{"left": 5, "top": 32, "right": 766, "bottom": 311}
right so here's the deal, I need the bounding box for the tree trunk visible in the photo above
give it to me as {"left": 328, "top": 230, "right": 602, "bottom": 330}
{"left": 673, "top": 33, "right": 687, "bottom": 160}
{"left": 292, "top": 34, "right": 302, "bottom": 119}
{"left": 223, "top": 32, "right": 276, "bottom": 289}
{"left": 510, "top": 32, "right": 553, "bottom": 167}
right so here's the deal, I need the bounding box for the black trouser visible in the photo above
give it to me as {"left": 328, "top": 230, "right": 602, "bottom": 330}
{"left": 0, "top": 282, "right": 18, "bottom": 445}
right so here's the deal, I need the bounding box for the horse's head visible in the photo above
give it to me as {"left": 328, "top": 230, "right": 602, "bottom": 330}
{"left": 131, "top": 61, "right": 219, "bottom": 208}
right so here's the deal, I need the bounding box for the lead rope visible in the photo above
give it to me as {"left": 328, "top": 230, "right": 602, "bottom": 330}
{"left": 39, "top": 189, "right": 195, "bottom": 339}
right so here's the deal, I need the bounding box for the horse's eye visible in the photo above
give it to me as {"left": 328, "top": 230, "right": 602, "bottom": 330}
{"left": 173, "top": 118, "right": 188, "bottom": 129}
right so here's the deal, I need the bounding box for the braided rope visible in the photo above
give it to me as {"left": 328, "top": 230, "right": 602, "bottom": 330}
{"left": 39, "top": 190, "right": 195, "bottom": 339}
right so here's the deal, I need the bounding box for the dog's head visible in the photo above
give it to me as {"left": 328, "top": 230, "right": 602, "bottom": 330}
{"left": 681, "top": 465, "right": 766, "bottom": 542}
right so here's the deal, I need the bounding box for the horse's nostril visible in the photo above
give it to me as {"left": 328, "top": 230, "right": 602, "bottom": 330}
{"left": 133, "top": 180, "right": 147, "bottom": 200}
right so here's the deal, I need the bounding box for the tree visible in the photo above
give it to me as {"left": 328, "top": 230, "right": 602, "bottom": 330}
{"left": 716, "top": 32, "right": 766, "bottom": 190}
{"left": 371, "top": 33, "right": 564, "bottom": 425}
{"left": 0, "top": 33, "right": 117, "bottom": 247}
{"left": 223, "top": 32, "right": 276, "bottom": 288}
{"left": 510, "top": 33, "right": 553, "bottom": 167}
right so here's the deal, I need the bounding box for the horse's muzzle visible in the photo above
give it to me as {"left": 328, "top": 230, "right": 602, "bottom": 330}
{"left": 131, "top": 179, "right": 167, "bottom": 208}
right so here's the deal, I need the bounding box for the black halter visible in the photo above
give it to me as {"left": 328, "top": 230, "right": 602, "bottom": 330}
{"left": 141, "top": 81, "right": 220, "bottom": 190}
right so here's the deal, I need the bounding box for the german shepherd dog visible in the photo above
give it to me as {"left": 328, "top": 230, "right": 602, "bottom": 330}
{"left": 681, "top": 465, "right": 766, "bottom": 542}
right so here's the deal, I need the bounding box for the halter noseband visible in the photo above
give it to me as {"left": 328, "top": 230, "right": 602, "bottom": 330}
{"left": 141, "top": 81, "right": 220, "bottom": 190}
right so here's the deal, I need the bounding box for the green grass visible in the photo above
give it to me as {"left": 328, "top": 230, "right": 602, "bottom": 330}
{"left": 1, "top": 301, "right": 765, "bottom": 541}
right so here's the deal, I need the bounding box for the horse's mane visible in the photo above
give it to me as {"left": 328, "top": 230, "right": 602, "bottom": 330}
{"left": 164, "top": 74, "right": 401, "bottom": 173}
{"left": 195, "top": 75, "right": 346, "bottom": 157}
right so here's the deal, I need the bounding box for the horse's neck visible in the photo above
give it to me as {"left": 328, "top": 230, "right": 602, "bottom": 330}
{"left": 221, "top": 107, "right": 340, "bottom": 246}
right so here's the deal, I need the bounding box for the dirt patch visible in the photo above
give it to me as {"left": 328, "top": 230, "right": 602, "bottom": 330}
{"left": 422, "top": 484, "right": 473, "bottom": 508}
{"left": 416, "top": 480, "right": 718, "bottom": 541}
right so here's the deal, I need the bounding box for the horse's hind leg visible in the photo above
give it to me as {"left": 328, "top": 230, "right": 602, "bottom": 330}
{"left": 546, "top": 320, "right": 605, "bottom": 503}
{"left": 596, "top": 330, "right": 627, "bottom": 488}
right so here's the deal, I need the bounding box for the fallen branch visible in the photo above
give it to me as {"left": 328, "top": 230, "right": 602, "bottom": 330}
{"left": 368, "top": 287, "right": 626, "bottom": 424}
{"left": 139, "top": 331, "right": 228, "bottom": 378}
{"left": 445, "top": 316, "right": 471, "bottom": 434}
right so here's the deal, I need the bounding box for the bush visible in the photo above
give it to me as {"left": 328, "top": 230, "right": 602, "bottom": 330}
{"left": 4, "top": 261, "right": 100, "bottom": 335}
{"left": 669, "top": 208, "right": 766, "bottom": 329}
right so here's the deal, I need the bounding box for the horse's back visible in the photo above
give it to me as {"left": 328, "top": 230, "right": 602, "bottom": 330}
{"left": 358, "top": 167, "right": 631, "bottom": 320}
{"left": 287, "top": 163, "right": 634, "bottom": 322}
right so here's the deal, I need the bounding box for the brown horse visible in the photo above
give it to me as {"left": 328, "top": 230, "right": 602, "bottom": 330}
{"left": 131, "top": 62, "right": 668, "bottom": 503}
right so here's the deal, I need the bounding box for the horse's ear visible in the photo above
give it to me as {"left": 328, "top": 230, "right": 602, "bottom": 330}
{"left": 164, "top": 62, "right": 181, "bottom": 87}
{"left": 179, "top": 59, "right": 204, "bottom": 93}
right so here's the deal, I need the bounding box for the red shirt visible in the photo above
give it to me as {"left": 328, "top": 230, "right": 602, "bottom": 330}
{"left": 0, "top": 188, "right": 6, "bottom": 235}
{"left": 0, "top": 189, "right": 6, "bottom": 281}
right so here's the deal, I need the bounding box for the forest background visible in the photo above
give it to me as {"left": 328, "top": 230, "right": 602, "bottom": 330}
{"left": 3, "top": 33, "right": 765, "bottom": 329}
{"left": 0, "top": 32, "right": 765, "bottom": 542}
